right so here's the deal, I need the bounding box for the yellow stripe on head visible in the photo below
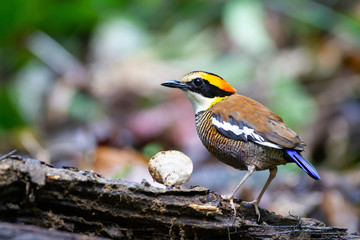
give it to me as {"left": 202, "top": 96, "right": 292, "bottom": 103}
{"left": 199, "top": 72, "right": 236, "bottom": 94}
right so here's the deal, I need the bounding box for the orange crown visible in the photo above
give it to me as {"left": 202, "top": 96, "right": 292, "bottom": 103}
{"left": 200, "top": 72, "right": 236, "bottom": 93}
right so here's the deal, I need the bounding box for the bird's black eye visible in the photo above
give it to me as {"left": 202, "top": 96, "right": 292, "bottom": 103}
{"left": 193, "top": 78, "right": 203, "bottom": 87}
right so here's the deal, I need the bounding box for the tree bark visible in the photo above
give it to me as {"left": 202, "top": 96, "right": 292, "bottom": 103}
{"left": 0, "top": 156, "right": 358, "bottom": 239}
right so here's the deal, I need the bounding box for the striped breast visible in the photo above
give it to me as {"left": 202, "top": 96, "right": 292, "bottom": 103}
{"left": 195, "top": 108, "right": 288, "bottom": 171}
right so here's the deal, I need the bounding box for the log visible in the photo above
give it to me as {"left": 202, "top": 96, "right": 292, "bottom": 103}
{"left": 0, "top": 156, "right": 358, "bottom": 239}
{"left": 0, "top": 221, "right": 105, "bottom": 240}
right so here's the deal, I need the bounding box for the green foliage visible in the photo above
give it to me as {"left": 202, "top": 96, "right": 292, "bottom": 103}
{"left": 142, "top": 142, "right": 163, "bottom": 159}
{"left": 0, "top": 86, "right": 25, "bottom": 132}
{"left": 112, "top": 165, "right": 132, "bottom": 179}
{"left": 223, "top": 0, "right": 275, "bottom": 56}
{"left": 68, "top": 92, "right": 104, "bottom": 122}
{"left": 270, "top": 76, "right": 316, "bottom": 131}
{"left": 0, "top": 0, "right": 98, "bottom": 44}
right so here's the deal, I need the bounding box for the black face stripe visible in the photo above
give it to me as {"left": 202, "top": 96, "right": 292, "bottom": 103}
{"left": 185, "top": 79, "right": 234, "bottom": 98}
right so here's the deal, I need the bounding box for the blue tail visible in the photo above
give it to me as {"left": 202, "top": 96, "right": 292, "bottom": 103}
{"left": 285, "top": 149, "right": 320, "bottom": 180}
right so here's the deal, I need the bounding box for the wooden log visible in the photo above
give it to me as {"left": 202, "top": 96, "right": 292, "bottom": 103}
{"left": 0, "top": 221, "right": 105, "bottom": 239}
{"left": 0, "top": 156, "right": 358, "bottom": 239}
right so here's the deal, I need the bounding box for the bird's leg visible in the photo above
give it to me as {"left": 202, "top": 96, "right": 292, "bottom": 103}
{"left": 222, "top": 165, "right": 255, "bottom": 214}
{"left": 244, "top": 167, "right": 278, "bottom": 222}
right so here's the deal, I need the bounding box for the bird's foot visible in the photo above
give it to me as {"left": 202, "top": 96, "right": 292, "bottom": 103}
{"left": 243, "top": 199, "right": 260, "bottom": 222}
{"left": 221, "top": 194, "right": 232, "bottom": 201}
{"left": 221, "top": 195, "right": 237, "bottom": 215}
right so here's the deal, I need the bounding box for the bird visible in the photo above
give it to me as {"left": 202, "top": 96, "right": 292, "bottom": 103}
{"left": 161, "top": 71, "right": 320, "bottom": 221}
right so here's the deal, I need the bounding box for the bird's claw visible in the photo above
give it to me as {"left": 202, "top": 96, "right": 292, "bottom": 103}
{"left": 221, "top": 196, "right": 261, "bottom": 221}
{"left": 243, "top": 199, "right": 261, "bottom": 222}
{"left": 221, "top": 195, "right": 237, "bottom": 215}
{"left": 220, "top": 194, "right": 231, "bottom": 201}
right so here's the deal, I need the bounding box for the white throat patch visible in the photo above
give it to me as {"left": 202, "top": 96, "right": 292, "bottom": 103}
{"left": 184, "top": 91, "right": 215, "bottom": 114}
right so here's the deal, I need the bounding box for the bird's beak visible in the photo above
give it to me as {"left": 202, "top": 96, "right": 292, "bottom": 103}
{"left": 161, "top": 80, "right": 189, "bottom": 90}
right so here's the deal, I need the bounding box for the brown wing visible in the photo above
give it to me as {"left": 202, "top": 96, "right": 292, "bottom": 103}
{"left": 212, "top": 94, "right": 305, "bottom": 150}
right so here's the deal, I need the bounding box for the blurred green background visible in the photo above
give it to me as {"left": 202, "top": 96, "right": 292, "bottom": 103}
{"left": 0, "top": 0, "right": 359, "bottom": 232}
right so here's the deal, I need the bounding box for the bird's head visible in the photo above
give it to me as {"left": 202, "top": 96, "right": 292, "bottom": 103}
{"left": 161, "top": 71, "right": 236, "bottom": 114}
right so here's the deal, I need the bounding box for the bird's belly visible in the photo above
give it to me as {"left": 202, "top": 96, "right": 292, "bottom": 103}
{"left": 202, "top": 136, "right": 286, "bottom": 170}
{"left": 196, "top": 111, "right": 287, "bottom": 171}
